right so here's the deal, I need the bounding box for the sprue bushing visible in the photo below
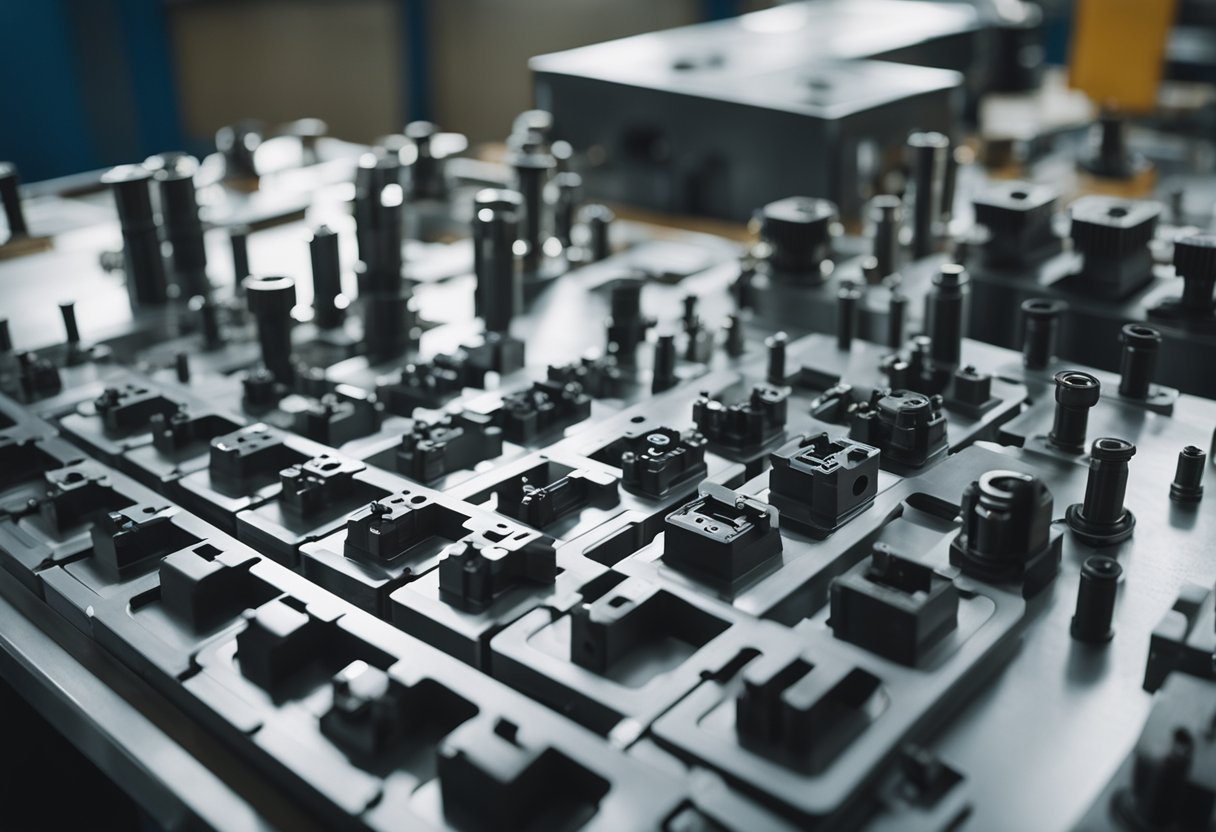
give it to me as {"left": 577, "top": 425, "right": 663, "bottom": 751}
{"left": 1066, "top": 438, "right": 1137, "bottom": 546}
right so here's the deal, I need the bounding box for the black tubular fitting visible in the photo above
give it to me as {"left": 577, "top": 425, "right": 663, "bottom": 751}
{"left": 1169, "top": 445, "right": 1205, "bottom": 503}
{"left": 582, "top": 204, "right": 614, "bottom": 262}
{"left": 652, "top": 334, "right": 677, "bottom": 394}
{"left": 868, "top": 194, "right": 903, "bottom": 279}
{"left": 229, "top": 225, "right": 251, "bottom": 296}
{"left": 1048, "top": 370, "right": 1101, "bottom": 453}
{"left": 243, "top": 275, "right": 297, "bottom": 384}
{"left": 155, "top": 157, "right": 209, "bottom": 297}
{"left": 102, "top": 164, "right": 168, "bottom": 306}
{"left": 0, "top": 161, "right": 29, "bottom": 238}
{"left": 1173, "top": 233, "right": 1216, "bottom": 317}
{"left": 474, "top": 197, "right": 521, "bottom": 334}
{"left": 1067, "top": 437, "right": 1137, "bottom": 546}
{"left": 766, "top": 331, "right": 788, "bottom": 385}
{"left": 0, "top": 319, "right": 11, "bottom": 352}
{"left": 888, "top": 289, "right": 907, "bottom": 349}
{"left": 1020, "top": 298, "right": 1065, "bottom": 370}
{"left": 1070, "top": 555, "right": 1121, "bottom": 643}
{"left": 836, "top": 281, "right": 861, "bottom": 351}
{"left": 908, "top": 131, "right": 950, "bottom": 260}
{"left": 309, "top": 225, "right": 343, "bottom": 329}
{"left": 1117, "top": 324, "right": 1161, "bottom": 400}
{"left": 927, "top": 264, "right": 969, "bottom": 368}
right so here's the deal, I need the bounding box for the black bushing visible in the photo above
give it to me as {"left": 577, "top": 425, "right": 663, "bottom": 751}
{"left": 1048, "top": 370, "right": 1101, "bottom": 453}
{"left": 1070, "top": 555, "right": 1121, "bottom": 643}
{"left": 759, "top": 196, "right": 836, "bottom": 279}
{"left": 1117, "top": 323, "right": 1161, "bottom": 400}
{"left": 1020, "top": 298, "right": 1065, "bottom": 370}
{"left": 1067, "top": 438, "right": 1137, "bottom": 546}
{"left": 1169, "top": 445, "right": 1205, "bottom": 503}
{"left": 949, "top": 469, "right": 1062, "bottom": 597}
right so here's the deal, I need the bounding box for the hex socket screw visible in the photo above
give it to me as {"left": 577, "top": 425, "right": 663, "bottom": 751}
{"left": 1066, "top": 437, "right": 1137, "bottom": 546}
{"left": 1169, "top": 445, "right": 1205, "bottom": 503}
{"left": 1070, "top": 555, "right": 1121, "bottom": 643}
{"left": 1048, "top": 370, "right": 1101, "bottom": 453}
{"left": 1117, "top": 323, "right": 1161, "bottom": 400}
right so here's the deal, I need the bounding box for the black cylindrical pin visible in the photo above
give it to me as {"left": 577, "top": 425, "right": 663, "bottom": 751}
{"left": 175, "top": 352, "right": 191, "bottom": 384}
{"left": 103, "top": 164, "right": 168, "bottom": 306}
{"left": 888, "top": 289, "right": 907, "bottom": 349}
{"left": 1048, "top": 370, "right": 1101, "bottom": 453}
{"left": 927, "top": 264, "right": 969, "bottom": 367}
{"left": 512, "top": 150, "right": 556, "bottom": 270}
{"left": 0, "top": 319, "right": 11, "bottom": 352}
{"left": 908, "top": 131, "right": 949, "bottom": 259}
{"left": 1117, "top": 324, "right": 1160, "bottom": 400}
{"left": 1021, "top": 298, "right": 1065, "bottom": 370}
{"left": 837, "top": 282, "right": 861, "bottom": 351}
{"left": 552, "top": 172, "right": 582, "bottom": 248}
{"left": 652, "top": 334, "right": 677, "bottom": 394}
{"left": 870, "top": 195, "right": 902, "bottom": 279}
{"left": 476, "top": 202, "right": 520, "bottom": 334}
{"left": 230, "top": 225, "right": 251, "bottom": 297}
{"left": 582, "top": 204, "right": 614, "bottom": 262}
{"left": 0, "top": 162, "right": 29, "bottom": 237}
{"left": 724, "top": 313, "right": 744, "bottom": 357}
{"left": 190, "top": 296, "right": 222, "bottom": 350}
{"left": 59, "top": 302, "right": 80, "bottom": 345}
{"left": 766, "top": 331, "right": 787, "bottom": 385}
{"left": 1070, "top": 555, "right": 1121, "bottom": 643}
{"left": 155, "top": 157, "right": 209, "bottom": 298}
{"left": 405, "top": 121, "right": 445, "bottom": 201}
{"left": 309, "top": 225, "right": 344, "bottom": 329}
{"left": 244, "top": 275, "right": 296, "bottom": 384}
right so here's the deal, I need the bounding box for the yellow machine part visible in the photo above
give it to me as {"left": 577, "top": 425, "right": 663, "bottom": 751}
{"left": 1068, "top": 0, "right": 1178, "bottom": 113}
